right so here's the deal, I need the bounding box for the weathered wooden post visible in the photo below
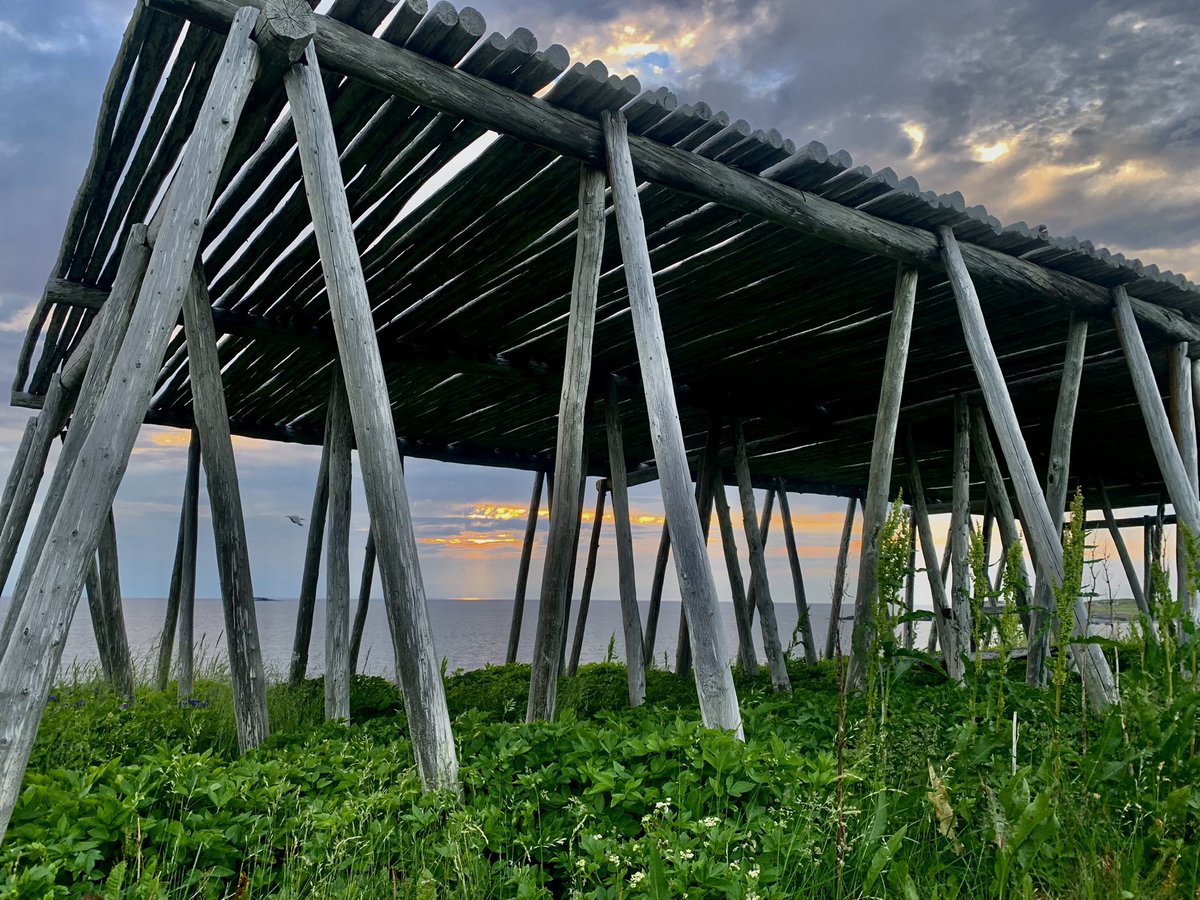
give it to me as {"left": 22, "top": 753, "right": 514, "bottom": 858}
{"left": 0, "top": 420, "right": 36, "bottom": 549}
{"left": 0, "top": 7, "right": 263, "bottom": 840}
{"left": 847, "top": 263, "right": 916, "bottom": 690}
{"left": 95, "top": 512, "right": 134, "bottom": 700}
{"left": 157, "top": 431, "right": 200, "bottom": 695}
{"left": 506, "top": 470, "right": 545, "bottom": 664}
{"left": 289, "top": 424, "right": 330, "bottom": 684}
{"left": 182, "top": 270, "right": 270, "bottom": 750}
{"left": 824, "top": 497, "right": 858, "bottom": 659}
{"left": 286, "top": 37, "right": 458, "bottom": 791}
{"left": 903, "top": 505, "right": 916, "bottom": 650}
{"left": 940, "top": 226, "right": 1115, "bottom": 709}
{"left": 324, "top": 372, "right": 353, "bottom": 723}
{"left": 676, "top": 418, "right": 723, "bottom": 677}
{"left": 1098, "top": 482, "right": 1154, "bottom": 626}
{"left": 776, "top": 481, "right": 819, "bottom": 664}
{"left": 710, "top": 464, "right": 760, "bottom": 673}
{"left": 605, "top": 381, "right": 647, "bottom": 705}
{"left": 732, "top": 419, "right": 790, "bottom": 691}
{"left": 349, "top": 529, "right": 376, "bottom": 673}
{"left": 604, "top": 109, "right": 741, "bottom": 735}
{"left": 744, "top": 487, "right": 776, "bottom": 625}
{"left": 948, "top": 396, "right": 974, "bottom": 660}
{"left": 567, "top": 483, "right": 607, "bottom": 676}
{"left": 1169, "top": 342, "right": 1199, "bottom": 625}
{"left": 526, "top": 165, "right": 605, "bottom": 721}
{"left": 642, "top": 522, "right": 671, "bottom": 668}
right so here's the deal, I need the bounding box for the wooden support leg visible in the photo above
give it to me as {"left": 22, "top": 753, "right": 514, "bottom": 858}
{"left": 904, "top": 430, "right": 962, "bottom": 679}
{"left": 289, "top": 419, "right": 331, "bottom": 685}
{"left": 506, "top": 470, "right": 545, "bottom": 664}
{"left": 941, "top": 226, "right": 1115, "bottom": 709}
{"left": 848, "top": 263, "right": 917, "bottom": 689}
{"left": 949, "top": 396, "right": 974, "bottom": 659}
{"left": 903, "top": 505, "right": 917, "bottom": 651}
{"left": 745, "top": 488, "right": 776, "bottom": 627}
{"left": 1169, "top": 342, "right": 1199, "bottom": 627}
{"left": 605, "top": 109, "right": 741, "bottom": 734}
{"left": 711, "top": 463, "right": 759, "bottom": 674}
{"left": 0, "top": 8, "right": 261, "bottom": 840}
{"left": 349, "top": 529, "right": 376, "bottom": 674}
{"left": 173, "top": 433, "right": 201, "bottom": 696}
{"left": 95, "top": 511, "right": 134, "bottom": 699}
{"left": 287, "top": 41, "right": 458, "bottom": 791}
{"left": 1099, "top": 482, "right": 1154, "bottom": 628}
{"left": 642, "top": 522, "right": 670, "bottom": 669}
{"left": 156, "top": 430, "right": 198, "bottom": 691}
{"left": 605, "top": 382, "right": 647, "bottom": 705}
{"left": 776, "top": 481, "right": 818, "bottom": 664}
{"left": 183, "top": 270, "right": 270, "bottom": 750}
{"left": 675, "top": 415, "right": 721, "bottom": 678}
{"left": 732, "top": 419, "right": 790, "bottom": 691}
{"left": 557, "top": 462, "right": 589, "bottom": 677}
{"left": 825, "top": 497, "right": 858, "bottom": 659}
{"left": 323, "top": 372, "right": 352, "bottom": 723}
{"left": 0, "top": 419, "right": 36, "bottom": 543}
{"left": 526, "top": 165, "right": 604, "bottom": 721}
{"left": 567, "top": 484, "right": 607, "bottom": 677}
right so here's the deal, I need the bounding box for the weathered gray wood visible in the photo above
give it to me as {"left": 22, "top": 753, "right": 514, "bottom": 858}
{"left": 676, "top": 420, "right": 722, "bottom": 676}
{"left": 157, "top": 430, "right": 200, "bottom": 693}
{"left": 710, "top": 467, "right": 759, "bottom": 674}
{"left": 289, "top": 408, "right": 331, "bottom": 684}
{"left": 1169, "top": 342, "right": 1199, "bottom": 627}
{"left": 255, "top": 0, "right": 314, "bottom": 69}
{"left": 0, "top": 420, "right": 36, "bottom": 541}
{"left": 506, "top": 469, "right": 545, "bottom": 664}
{"left": 150, "top": 0, "right": 1200, "bottom": 346}
{"left": 824, "top": 496, "right": 857, "bottom": 659}
{"left": 324, "top": 371, "right": 352, "bottom": 723}
{"left": 776, "top": 482, "right": 818, "bottom": 664}
{"left": 567, "top": 484, "right": 606, "bottom": 677}
{"left": 604, "top": 109, "right": 742, "bottom": 735}
{"left": 349, "top": 529, "right": 376, "bottom": 673}
{"left": 744, "top": 487, "right": 775, "bottom": 628}
{"left": 0, "top": 8, "right": 262, "bottom": 842}
{"left": 526, "top": 164, "right": 605, "bottom": 721}
{"left": 557, "top": 460, "right": 590, "bottom": 677}
{"left": 904, "top": 430, "right": 962, "bottom": 679}
{"left": 940, "top": 226, "right": 1115, "bottom": 709}
{"left": 1098, "top": 481, "right": 1153, "bottom": 623}
{"left": 642, "top": 521, "right": 670, "bottom": 668}
{"left": 285, "top": 41, "right": 457, "bottom": 791}
{"left": 848, "top": 262, "right": 916, "bottom": 690}
{"left": 949, "top": 396, "right": 974, "bottom": 663}
{"left": 903, "top": 505, "right": 916, "bottom": 651}
{"left": 732, "top": 418, "right": 790, "bottom": 692}
{"left": 183, "top": 269, "right": 270, "bottom": 750}
{"left": 605, "top": 382, "right": 647, "bottom": 705}
{"left": 95, "top": 511, "right": 134, "bottom": 700}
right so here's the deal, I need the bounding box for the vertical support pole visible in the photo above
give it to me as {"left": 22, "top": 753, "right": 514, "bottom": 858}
{"left": 642, "top": 522, "right": 671, "bottom": 669}
{"left": 605, "top": 382, "right": 647, "bottom": 705}
{"left": 1144, "top": 516, "right": 1154, "bottom": 606}
{"left": 182, "top": 270, "right": 270, "bottom": 750}
{"left": 526, "top": 165, "right": 604, "bottom": 721}
{"left": 172, "top": 432, "right": 201, "bottom": 696}
{"left": 0, "top": 8, "right": 262, "bottom": 841}
{"left": 1169, "top": 342, "right": 1199, "bottom": 625}
{"left": 1098, "top": 482, "right": 1153, "bottom": 624}
{"left": 824, "top": 497, "right": 858, "bottom": 659}
{"left": 605, "top": 109, "right": 742, "bottom": 735}
{"left": 711, "top": 466, "right": 760, "bottom": 674}
{"left": 289, "top": 426, "right": 330, "bottom": 684}
{"left": 949, "top": 396, "right": 974, "bottom": 659}
{"left": 349, "top": 529, "right": 376, "bottom": 674}
{"left": 904, "top": 430, "right": 963, "bottom": 679}
{"left": 940, "top": 226, "right": 1115, "bottom": 709}
{"left": 506, "top": 470, "right": 545, "bottom": 664}
{"left": 95, "top": 511, "right": 134, "bottom": 699}
{"left": 744, "top": 487, "right": 776, "bottom": 626}
{"left": 677, "top": 425, "right": 720, "bottom": 677}
{"left": 903, "top": 505, "right": 916, "bottom": 651}
{"left": 732, "top": 419, "right": 790, "bottom": 691}
{"left": 776, "top": 481, "right": 818, "bottom": 664}
{"left": 156, "top": 429, "right": 199, "bottom": 691}
{"left": 557, "top": 457, "right": 590, "bottom": 677}
{"left": 567, "top": 484, "right": 607, "bottom": 677}
{"left": 323, "top": 372, "right": 352, "bottom": 723}
{"left": 286, "top": 41, "right": 457, "bottom": 791}
{"left": 0, "top": 420, "right": 36, "bottom": 542}
{"left": 848, "top": 263, "right": 917, "bottom": 687}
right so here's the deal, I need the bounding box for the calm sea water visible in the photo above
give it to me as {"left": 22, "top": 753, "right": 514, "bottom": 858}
{"left": 6, "top": 596, "right": 870, "bottom": 679}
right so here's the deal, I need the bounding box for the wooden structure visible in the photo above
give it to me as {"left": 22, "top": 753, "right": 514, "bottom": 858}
{"left": 0, "top": 0, "right": 1198, "bottom": 842}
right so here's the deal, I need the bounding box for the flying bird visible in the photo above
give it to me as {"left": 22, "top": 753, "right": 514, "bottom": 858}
{"left": 286, "top": 515, "right": 305, "bottom": 527}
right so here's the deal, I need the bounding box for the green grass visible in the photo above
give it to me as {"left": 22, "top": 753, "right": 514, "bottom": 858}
{"left": 2, "top": 642, "right": 1197, "bottom": 899}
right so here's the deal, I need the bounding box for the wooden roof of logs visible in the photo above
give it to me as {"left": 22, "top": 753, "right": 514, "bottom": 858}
{"left": 14, "top": 0, "right": 1200, "bottom": 510}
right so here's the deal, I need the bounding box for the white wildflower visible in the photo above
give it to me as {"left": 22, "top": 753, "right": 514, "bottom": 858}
{"left": 680, "top": 849, "right": 694, "bottom": 860}
{"left": 702, "top": 816, "right": 720, "bottom": 828}
{"left": 749, "top": 866, "right": 760, "bottom": 880}
{"left": 629, "top": 871, "right": 645, "bottom": 886}
{"left": 607, "top": 854, "right": 620, "bottom": 865}
{"left": 576, "top": 859, "right": 587, "bottom": 871}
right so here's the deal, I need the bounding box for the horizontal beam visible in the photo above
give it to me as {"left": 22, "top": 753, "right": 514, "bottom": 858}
{"left": 148, "top": 0, "right": 1200, "bottom": 344}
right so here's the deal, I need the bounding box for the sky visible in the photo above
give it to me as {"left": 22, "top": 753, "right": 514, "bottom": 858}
{"left": 0, "top": 0, "right": 1198, "bottom": 613}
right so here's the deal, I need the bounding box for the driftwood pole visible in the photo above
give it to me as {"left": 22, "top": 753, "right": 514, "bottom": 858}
{"left": 676, "top": 418, "right": 722, "bottom": 677}
{"left": 642, "top": 521, "right": 671, "bottom": 668}
{"left": 710, "top": 465, "right": 759, "bottom": 673}
{"left": 323, "top": 372, "right": 352, "bottom": 723}
{"left": 1098, "top": 482, "right": 1153, "bottom": 624}
{"left": 775, "top": 482, "right": 818, "bottom": 664}
{"left": 604, "top": 109, "right": 741, "bottom": 735}
{"left": 940, "top": 226, "right": 1116, "bottom": 709}
{"left": 1169, "top": 342, "right": 1199, "bottom": 625}
{"left": 506, "top": 470, "right": 545, "bottom": 664}
{"left": 0, "top": 7, "right": 262, "bottom": 841}
{"left": 605, "top": 382, "right": 647, "bottom": 705}
{"left": 0, "top": 420, "right": 36, "bottom": 548}
{"left": 847, "top": 263, "right": 916, "bottom": 690}
{"left": 567, "top": 483, "right": 607, "bottom": 677}
{"left": 289, "top": 421, "right": 331, "bottom": 684}
{"left": 825, "top": 497, "right": 858, "bottom": 659}
{"left": 349, "top": 529, "right": 376, "bottom": 673}
{"left": 744, "top": 488, "right": 776, "bottom": 626}
{"left": 526, "top": 165, "right": 605, "bottom": 721}
{"left": 903, "top": 505, "right": 917, "bottom": 650}
{"left": 182, "top": 271, "right": 270, "bottom": 750}
{"left": 732, "top": 419, "right": 790, "bottom": 691}
{"left": 949, "top": 396, "right": 974, "bottom": 659}
{"left": 159, "top": 431, "right": 200, "bottom": 695}
{"left": 285, "top": 38, "right": 458, "bottom": 791}
{"left": 95, "top": 511, "right": 134, "bottom": 700}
